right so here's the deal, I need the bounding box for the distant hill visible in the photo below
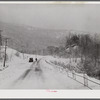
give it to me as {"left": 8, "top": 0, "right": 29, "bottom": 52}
{"left": 0, "top": 21, "right": 69, "bottom": 53}
{"left": 0, "top": 21, "right": 95, "bottom": 54}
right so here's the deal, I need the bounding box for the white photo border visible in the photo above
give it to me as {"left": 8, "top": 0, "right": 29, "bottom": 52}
{"left": 0, "top": 1, "right": 100, "bottom": 98}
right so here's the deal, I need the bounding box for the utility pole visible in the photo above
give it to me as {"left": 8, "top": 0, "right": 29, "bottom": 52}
{"left": 21, "top": 45, "right": 24, "bottom": 59}
{"left": 0, "top": 30, "right": 2, "bottom": 59}
{"left": 3, "top": 38, "right": 8, "bottom": 67}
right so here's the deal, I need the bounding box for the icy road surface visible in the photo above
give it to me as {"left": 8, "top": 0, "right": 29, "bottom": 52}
{"left": 0, "top": 57, "right": 89, "bottom": 89}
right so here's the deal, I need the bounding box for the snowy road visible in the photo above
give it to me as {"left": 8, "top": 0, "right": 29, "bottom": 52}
{"left": 0, "top": 57, "right": 89, "bottom": 89}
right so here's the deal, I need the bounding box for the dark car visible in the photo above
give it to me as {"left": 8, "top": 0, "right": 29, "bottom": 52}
{"left": 29, "top": 58, "right": 33, "bottom": 62}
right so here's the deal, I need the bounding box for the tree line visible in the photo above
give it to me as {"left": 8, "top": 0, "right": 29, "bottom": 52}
{"left": 43, "top": 32, "right": 100, "bottom": 79}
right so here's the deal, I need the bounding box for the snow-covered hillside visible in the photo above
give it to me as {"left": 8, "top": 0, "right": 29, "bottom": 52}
{"left": 0, "top": 47, "right": 100, "bottom": 89}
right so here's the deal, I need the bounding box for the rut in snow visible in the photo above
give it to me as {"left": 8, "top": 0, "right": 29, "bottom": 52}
{"left": 12, "top": 61, "right": 44, "bottom": 86}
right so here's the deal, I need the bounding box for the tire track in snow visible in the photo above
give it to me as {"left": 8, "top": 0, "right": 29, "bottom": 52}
{"left": 11, "top": 60, "right": 45, "bottom": 87}
{"left": 15, "top": 61, "right": 36, "bottom": 81}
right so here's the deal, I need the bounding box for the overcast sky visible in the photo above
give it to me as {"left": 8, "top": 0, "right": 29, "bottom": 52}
{"left": 0, "top": 4, "right": 100, "bottom": 33}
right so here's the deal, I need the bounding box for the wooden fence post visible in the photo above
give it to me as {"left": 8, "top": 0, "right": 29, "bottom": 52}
{"left": 83, "top": 73, "right": 88, "bottom": 86}
{"left": 66, "top": 69, "right": 69, "bottom": 77}
{"left": 72, "top": 70, "right": 76, "bottom": 80}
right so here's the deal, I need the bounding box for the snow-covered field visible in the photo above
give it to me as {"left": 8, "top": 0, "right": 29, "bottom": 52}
{"left": 0, "top": 47, "right": 100, "bottom": 89}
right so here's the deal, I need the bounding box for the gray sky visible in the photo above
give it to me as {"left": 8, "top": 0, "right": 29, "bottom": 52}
{"left": 0, "top": 4, "right": 100, "bottom": 33}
